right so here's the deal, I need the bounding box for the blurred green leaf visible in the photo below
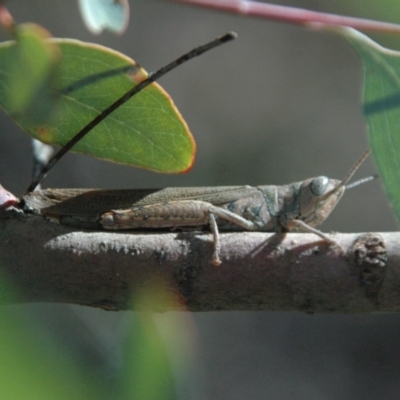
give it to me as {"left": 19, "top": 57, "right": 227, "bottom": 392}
{"left": 341, "top": 28, "right": 400, "bottom": 223}
{"left": 124, "top": 312, "right": 176, "bottom": 400}
{"left": 2, "top": 23, "right": 61, "bottom": 125}
{"left": 0, "top": 38, "right": 196, "bottom": 173}
{"left": 121, "top": 284, "right": 195, "bottom": 400}
{"left": 0, "top": 301, "right": 100, "bottom": 399}
{"left": 78, "top": 0, "right": 130, "bottom": 34}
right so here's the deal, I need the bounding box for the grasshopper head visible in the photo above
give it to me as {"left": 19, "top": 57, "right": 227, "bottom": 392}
{"left": 298, "top": 177, "right": 343, "bottom": 227}
{"left": 298, "top": 150, "right": 371, "bottom": 228}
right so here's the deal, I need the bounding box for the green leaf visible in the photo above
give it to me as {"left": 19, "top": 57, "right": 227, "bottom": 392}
{"left": 0, "top": 293, "right": 99, "bottom": 399}
{"left": 2, "top": 23, "right": 61, "bottom": 125}
{"left": 339, "top": 28, "right": 400, "bottom": 223}
{"left": 0, "top": 38, "right": 196, "bottom": 173}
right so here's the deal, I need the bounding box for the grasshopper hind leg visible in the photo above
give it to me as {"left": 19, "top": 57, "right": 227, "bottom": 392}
{"left": 206, "top": 205, "right": 261, "bottom": 266}
{"left": 100, "top": 201, "right": 260, "bottom": 266}
{"left": 208, "top": 213, "right": 222, "bottom": 266}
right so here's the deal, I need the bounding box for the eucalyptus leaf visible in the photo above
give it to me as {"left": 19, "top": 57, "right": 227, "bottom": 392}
{"left": 2, "top": 23, "right": 61, "bottom": 125}
{"left": 0, "top": 38, "right": 195, "bottom": 173}
{"left": 341, "top": 28, "right": 400, "bottom": 223}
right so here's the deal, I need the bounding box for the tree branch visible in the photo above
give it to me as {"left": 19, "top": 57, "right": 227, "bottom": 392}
{"left": 0, "top": 207, "right": 394, "bottom": 313}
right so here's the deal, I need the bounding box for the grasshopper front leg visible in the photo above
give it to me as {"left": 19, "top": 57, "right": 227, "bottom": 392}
{"left": 284, "top": 219, "right": 342, "bottom": 248}
{"left": 100, "top": 200, "right": 260, "bottom": 266}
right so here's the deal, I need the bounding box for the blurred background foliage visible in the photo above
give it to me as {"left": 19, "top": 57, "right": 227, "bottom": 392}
{"left": 0, "top": 1, "right": 399, "bottom": 399}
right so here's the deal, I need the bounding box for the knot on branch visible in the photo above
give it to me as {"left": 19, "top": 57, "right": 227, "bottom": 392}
{"left": 352, "top": 233, "right": 387, "bottom": 299}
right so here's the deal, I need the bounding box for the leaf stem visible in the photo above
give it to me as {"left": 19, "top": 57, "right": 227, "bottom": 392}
{"left": 175, "top": 0, "right": 400, "bottom": 34}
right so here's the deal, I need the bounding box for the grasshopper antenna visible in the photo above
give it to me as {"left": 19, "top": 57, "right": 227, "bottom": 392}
{"left": 339, "top": 149, "right": 371, "bottom": 188}
{"left": 321, "top": 149, "right": 372, "bottom": 200}
{"left": 346, "top": 174, "right": 378, "bottom": 190}
{"left": 25, "top": 31, "right": 238, "bottom": 194}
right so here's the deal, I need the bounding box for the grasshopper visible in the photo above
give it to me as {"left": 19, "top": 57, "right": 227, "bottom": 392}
{"left": 21, "top": 150, "right": 371, "bottom": 265}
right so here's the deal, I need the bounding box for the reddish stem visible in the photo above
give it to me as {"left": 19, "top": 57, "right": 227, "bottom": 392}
{"left": 175, "top": 0, "right": 400, "bottom": 34}
{"left": 0, "top": 4, "right": 16, "bottom": 35}
{"left": 0, "top": 185, "right": 18, "bottom": 208}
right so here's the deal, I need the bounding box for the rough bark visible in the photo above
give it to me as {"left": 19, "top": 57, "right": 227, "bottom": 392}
{"left": 0, "top": 206, "right": 395, "bottom": 313}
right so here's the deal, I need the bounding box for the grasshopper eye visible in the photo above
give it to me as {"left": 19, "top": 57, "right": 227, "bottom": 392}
{"left": 310, "top": 176, "right": 329, "bottom": 196}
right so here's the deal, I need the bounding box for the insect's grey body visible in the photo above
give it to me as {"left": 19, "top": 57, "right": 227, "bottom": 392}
{"left": 22, "top": 150, "right": 370, "bottom": 265}
{"left": 22, "top": 180, "right": 342, "bottom": 265}
{"left": 22, "top": 182, "right": 334, "bottom": 229}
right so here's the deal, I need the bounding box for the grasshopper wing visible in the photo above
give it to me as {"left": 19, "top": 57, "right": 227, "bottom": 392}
{"left": 23, "top": 186, "right": 259, "bottom": 218}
